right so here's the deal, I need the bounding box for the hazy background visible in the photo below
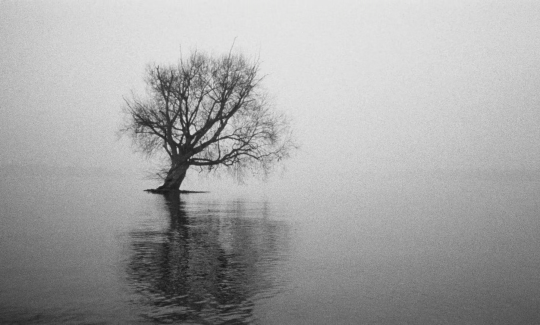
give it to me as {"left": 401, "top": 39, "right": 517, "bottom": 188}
{"left": 2, "top": 0, "right": 540, "bottom": 193}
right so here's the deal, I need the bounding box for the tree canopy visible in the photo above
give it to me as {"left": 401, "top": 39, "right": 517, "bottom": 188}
{"left": 121, "top": 50, "right": 296, "bottom": 191}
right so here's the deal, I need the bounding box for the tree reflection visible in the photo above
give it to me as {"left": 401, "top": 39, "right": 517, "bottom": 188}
{"left": 126, "top": 192, "right": 290, "bottom": 324}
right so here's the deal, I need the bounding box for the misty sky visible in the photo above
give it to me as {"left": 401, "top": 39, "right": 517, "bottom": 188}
{"left": 2, "top": 1, "right": 540, "bottom": 189}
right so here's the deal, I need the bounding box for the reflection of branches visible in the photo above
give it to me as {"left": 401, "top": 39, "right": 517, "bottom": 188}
{"left": 126, "top": 194, "right": 290, "bottom": 324}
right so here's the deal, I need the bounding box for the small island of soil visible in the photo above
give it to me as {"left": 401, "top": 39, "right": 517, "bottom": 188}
{"left": 144, "top": 188, "right": 208, "bottom": 194}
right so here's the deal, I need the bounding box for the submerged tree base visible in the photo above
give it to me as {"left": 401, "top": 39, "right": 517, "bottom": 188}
{"left": 144, "top": 188, "right": 209, "bottom": 194}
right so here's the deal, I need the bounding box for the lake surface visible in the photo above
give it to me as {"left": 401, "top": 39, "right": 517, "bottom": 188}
{"left": 1, "top": 170, "right": 540, "bottom": 324}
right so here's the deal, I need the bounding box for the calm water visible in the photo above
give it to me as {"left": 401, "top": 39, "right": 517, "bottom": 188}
{"left": 1, "top": 171, "right": 540, "bottom": 324}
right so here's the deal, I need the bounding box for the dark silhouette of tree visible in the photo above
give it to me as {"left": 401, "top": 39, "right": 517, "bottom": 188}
{"left": 121, "top": 50, "right": 296, "bottom": 191}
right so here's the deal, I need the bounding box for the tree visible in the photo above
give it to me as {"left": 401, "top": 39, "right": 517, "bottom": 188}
{"left": 121, "top": 50, "right": 296, "bottom": 192}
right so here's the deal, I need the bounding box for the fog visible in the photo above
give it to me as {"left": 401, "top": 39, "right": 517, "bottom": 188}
{"left": 2, "top": 1, "right": 540, "bottom": 193}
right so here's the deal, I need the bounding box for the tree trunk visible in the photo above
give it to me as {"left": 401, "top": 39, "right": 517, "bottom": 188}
{"left": 156, "top": 163, "right": 189, "bottom": 191}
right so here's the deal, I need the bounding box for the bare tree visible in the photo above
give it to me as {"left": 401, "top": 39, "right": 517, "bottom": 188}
{"left": 121, "top": 50, "right": 296, "bottom": 192}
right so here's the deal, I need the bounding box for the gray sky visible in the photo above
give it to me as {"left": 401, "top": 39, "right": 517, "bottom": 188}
{"left": 2, "top": 1, "right": 540, "bottom": 189}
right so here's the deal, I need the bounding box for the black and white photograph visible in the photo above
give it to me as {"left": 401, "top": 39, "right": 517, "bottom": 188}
{"left": 1, "top": 1, "right": 540, "bottom": 324}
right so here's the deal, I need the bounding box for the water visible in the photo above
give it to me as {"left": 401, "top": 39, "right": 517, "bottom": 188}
{"left": 1, "top": 170, "right": 540, "bottom": 324}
